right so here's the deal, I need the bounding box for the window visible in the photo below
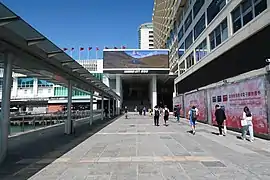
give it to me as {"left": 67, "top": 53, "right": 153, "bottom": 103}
{"left": 207, "top": 0, "right": 226, "bottom": 24}
{"left": 179, "top": 61, "right": 186, "bottom": 75}
{"left": 193, "top": 0, "right": 205, "bottom": 18}
{"left": 195, "top": 39, "right": 207, "bottom": 61}
{"left": 178, "top": 27, "right": 184, "bottom": 42}
{"left": 186, "top": 52, "right": 195, "bottom": 69}
{"left": 48, "top": 89, "right": 51, "bottom": 93}
{"left": 209, "top": 18, "right": 228, "bottom": 50}
{"left": 232, "top": 6, "right": 242, "bottom": 33}
{"left": 38, "top": 79, "right": 54, "bottom": 87}
{"left": 18, "top": 78, "right": 34, "bottom": 88}
{"left": 24, "top": 89, "right": 27, "bottom": 94}
{"left": 194, "top": 14, "right": 206, "bottom": 40}
{"left": 185, "top": 31, "right": 193, "bottom": 50}
{"left": 178, "top": 43, "right": 185, "bottom": 58}
{"left": 184, "top": 12, "right": 193, "bottom": 32}
{"left": 0, "top": 78, "right": 3, "bottom": 89}
{"left": 254, "top": 0, "right": 267, "bottom": 16}
{"left": 242, "top": 0, "right": 253, "bottom": 26}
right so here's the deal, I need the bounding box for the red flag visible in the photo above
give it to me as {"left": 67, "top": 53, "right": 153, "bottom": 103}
{"left": 114, "top": 47, "right": 117, "bottom": 49}
{"left": 71, "top": 48, "right": 74, "bottom": 51}
{"left": 122, "top": 46, "right": 126, "bottom": 49}
{"left": 88, "top": 47, "right": 92, "bottom": 51}
{"left": 104, "top": 47, "right": 109, "bottom": 49}
{"left": 80, "top": 47, "right": 84, "bottom": 51}
{"left": 63, "top": 48, "right": 68, "bottom": 51}
{"left": 96, "top": 47, "right": 99, "bottom": 51}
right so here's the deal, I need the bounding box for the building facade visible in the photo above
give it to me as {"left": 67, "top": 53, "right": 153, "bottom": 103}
{"left": 138, "top": 23, "right": 154, "bottom": 49}
{"left": 153, "top": 0, "right": 270, "bottom": 85}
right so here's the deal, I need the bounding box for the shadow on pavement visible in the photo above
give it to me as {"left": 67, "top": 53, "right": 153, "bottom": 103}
{"left": 0, "top": 116, "right": 120, "bottom": 180}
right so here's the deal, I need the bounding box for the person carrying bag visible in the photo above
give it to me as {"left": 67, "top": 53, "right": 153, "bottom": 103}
{"left": 241, "top": 106, "right": 254, "bottom": 142}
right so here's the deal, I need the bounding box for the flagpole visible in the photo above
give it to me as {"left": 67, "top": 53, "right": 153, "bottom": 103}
{"left": 71, "top": 50, "right": 73, "bottom": 58}
{"left": 87, "top": 49, "right": 90, "bottom": 60}
{"left": 96, "top": 50, "right": 98, "bottom": 59}
{"left": 79, "top": 49, "right": 81, "bottom": 60}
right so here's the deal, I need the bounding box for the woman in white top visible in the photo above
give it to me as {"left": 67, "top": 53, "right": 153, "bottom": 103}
{"left": 241, "top": 106, "right": 254, "bottom": 142}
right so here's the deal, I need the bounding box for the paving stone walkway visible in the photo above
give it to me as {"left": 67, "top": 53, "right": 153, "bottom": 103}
{"left": 27, "top": 114, "right": 270, "bottom": 180}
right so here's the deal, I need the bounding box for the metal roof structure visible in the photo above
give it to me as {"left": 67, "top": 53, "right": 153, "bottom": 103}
{"left": 0, "top": 3, "right": 119, "bottom": 100}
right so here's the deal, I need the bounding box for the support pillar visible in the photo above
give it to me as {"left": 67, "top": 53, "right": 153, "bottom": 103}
{"left": 33, "top": 78, "right": 38, "bottom": 97}
{"left": 0, "top": 53, "right": 13, "bottom": 163}
{"left": 11, "top": 77, "right": 18, "bottom": 98}
{"left": 90, "top": 92, "right": 93, "bottom": 125}
{"left": 65, "top": 80, "right": 72, "bottom": 134}
{"left": 116, "top": 75, "right": 121, "bottom": 113}
{"left": 108, "top": 98, "right": 111, "bottom": 118}
{"left": 173, "top": 84, "right": 177, "bottom": 98}
{"left": 152, "top": 75, "right": 157, "bottom": 110}
{"left": 112, "top": 99, "right": 115, "bottom": 116}
{"left": 101, "top": 95, "right": 104, "bottom": 120}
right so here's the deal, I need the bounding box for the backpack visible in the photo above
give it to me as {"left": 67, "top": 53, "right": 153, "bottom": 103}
{"left": 155, "top": 109, "right": 159, "bottom": 116}
{"left": 164, "top": 109, "right": 169, "bottom": 117}
{"left": 191, "top": 109, "right": 197, "bottom": 120}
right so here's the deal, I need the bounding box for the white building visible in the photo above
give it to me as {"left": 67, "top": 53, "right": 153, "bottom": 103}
{"left": 138, "top": 23, "right": 154, "bottom": 49}
{"left": 153, "top": 0, "right": 270, "bottom": 94}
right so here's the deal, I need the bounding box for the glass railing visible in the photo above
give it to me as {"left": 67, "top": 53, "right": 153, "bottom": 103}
{"left": 8, "top": 110, "right": 102, "bottom": 136}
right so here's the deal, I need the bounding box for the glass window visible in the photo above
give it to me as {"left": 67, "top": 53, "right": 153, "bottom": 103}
{"left": 207, "top": 0, "right": 226, "bottom": 24}
{"left": 231, "top": 6, "right": 242, "bottom": 33}
{"left": 179, "top": 61, "right": 185, "bottom": 69}
{"left": 178, "top": 27, "right": 184, "bottom": 42}
{"left": 178, "top": 43, "right": 185, "bottom": 58}
{"left": 209, "top": 32, "right": 215, "bottom": 50}
{"left": 18, "top": 78, "right": 34, "bottom": 88}
{"left": 184, "top": 12, "right": 193, "bottom": 32}
{"left": 195, "top": 39, "right": 208, "bottom": 61}
{"left": 221, "top": 19, "right": 228, "bottom": 41}
{"left": 193, "top": 0, "right": 205, "bottom": 18}
{"left": 186, "top": 52, "right": 195, "bottom": 69}
{"left": 185, "top": 31, "right": 193, "bottom": 50}
{"left": 254, "top": 0, "right": 267, "bottom": 16}
{"left": 243, "top": 10, "right": 253, "bottom": 25}
{"left": 209, "top": 18, "right": 227, "bottom": 51}
{"left": 215, "top": 27, "right": 221, "bottom": 46}
{"left": 194, "top": 14, "right": 206, "bottom": 40}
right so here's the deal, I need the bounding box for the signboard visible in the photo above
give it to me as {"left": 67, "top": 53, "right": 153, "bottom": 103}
{"left": 209, "top": 77, "right": 268, "bottom": 134}
{"left": 103, "top": 69, "right": 170, "bottom": 74}
{"left": 103, "top": 49, "right": 169, "bottom": 72}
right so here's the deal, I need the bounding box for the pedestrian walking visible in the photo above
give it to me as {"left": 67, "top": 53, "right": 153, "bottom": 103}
{"left": 175, "top": 105, "right": 181, "bottom": 123}
{"left": 241, "top": 106, "right": 254, "bottom": 142}
{"left": 163, "top": 105, "right": 169, "bottom": 126}
{"left": 214, "top": 104, "right": 226, "bottom": 136}
{"left": 188, "top": 106, "right": 198, "bottom": 135}
{"left": 153, "top": 105, "right": 160, "bottom": 126}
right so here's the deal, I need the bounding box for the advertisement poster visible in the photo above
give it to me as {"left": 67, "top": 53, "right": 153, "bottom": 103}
{"left": 184, "top": 91, "right": 207, "bottom": 122}
{"left": 209, "top": 77, "right": 268, "bottom": 135}
{"left": 173, "top": 95, "right": 184, "bottom": 117}
{"left": 103, "top": 49, "right": 169, "bottom": 69}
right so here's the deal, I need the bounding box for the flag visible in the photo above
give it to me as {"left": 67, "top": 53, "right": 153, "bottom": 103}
{"left": 63, "top": 48, "right": 68, "bottom": 51}
{"left": 96, "top": 47, "right": 99, "bottom": 51}
{"left": 71, "top": 48, "right": 74, "bottom": 51}
{"left": 114, "top": 47, "right": 117, "bottom": 49}
{"left": 104, "top": 47, "right": 109, "bottom": 49}
{"left": 80, "top": 47, "right": 84, "bottom": 51}
{"left": 122, "top": 46, "right": 126, "bottom": 49}
{"left": 88, "top": 47, "right": 92, "bottom": 51}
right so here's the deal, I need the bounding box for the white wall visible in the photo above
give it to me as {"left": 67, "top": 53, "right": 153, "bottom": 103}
{"left": 139, "top": 28, "right": 153, "bottom": 49}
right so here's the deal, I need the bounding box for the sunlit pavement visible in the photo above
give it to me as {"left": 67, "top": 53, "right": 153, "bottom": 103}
{"left": 26, "top": 114, "right": 270, "bottom": 180}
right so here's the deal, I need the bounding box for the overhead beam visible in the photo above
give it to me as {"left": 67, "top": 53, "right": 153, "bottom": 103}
{"left": 72, "top": 68, "right": 84, "bottom": 72}
{"left": 27, "top": 37, "right": 46, "bottom": 46}
{"left": 47, "top": 51, "right": 63, "bottom": 58}
{"left": 0, "top": 16, "right": 20, "bottom": 26}
{"left": 61, "top": 60, "right": 74, "bottom": 66}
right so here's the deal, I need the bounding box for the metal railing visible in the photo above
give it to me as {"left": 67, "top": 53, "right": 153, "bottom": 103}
{"left": 9, "top": 110, "right": 102, "bottom": 135}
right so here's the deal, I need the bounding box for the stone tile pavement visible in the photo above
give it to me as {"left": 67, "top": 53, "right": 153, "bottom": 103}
{"left": 24, "top": 114, "right": 270, "bottom": 180}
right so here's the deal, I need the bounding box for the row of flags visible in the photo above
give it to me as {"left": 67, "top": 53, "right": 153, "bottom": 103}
{"left": 62, "top": 46, "right": 127, "bottom": 52}
{"left": 62, "top": 46, "right": 127, "bottom": 60}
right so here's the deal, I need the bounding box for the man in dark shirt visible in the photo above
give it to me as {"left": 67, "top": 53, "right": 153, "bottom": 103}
{"left": 215, "top": 104, "right": 226, "bottom": 136}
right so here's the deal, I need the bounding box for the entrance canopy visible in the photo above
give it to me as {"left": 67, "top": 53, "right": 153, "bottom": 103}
{"left": 0, "top": 3, "right": 119, "bottom": 99}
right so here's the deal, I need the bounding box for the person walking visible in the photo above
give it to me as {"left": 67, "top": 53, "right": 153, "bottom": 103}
{"left": 175, "top": 105, "right": 181, "bottom": 123}
{"left": 124, "top": 106, "right": 128, "bottom": 119}
{"left": 188, "top": 106, "right": 198, "bottom": 135}
{"left": 214, "top": 104, "right": 226, "bottom": 136}
{"left": 163, "top": 105, "right": 169, "bottom": 126}
{"left": 153, "top": 105, "right": 160, "bottom": 126}
{"left": 241, "top": 106, "right": 254, "bottom": 142}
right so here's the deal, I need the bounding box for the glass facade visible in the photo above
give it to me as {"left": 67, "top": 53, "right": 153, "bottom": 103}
{"left": 18, "top": 78, "right": 34, "bottom": 88}
{"left": 195, "top": 39, "right": 208, "bottom": 61}
{"left": 209, "top": 18, "right": 228, "bottom": 50}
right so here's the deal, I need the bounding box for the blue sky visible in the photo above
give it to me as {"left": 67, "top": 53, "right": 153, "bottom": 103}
{"left": 1, "top": 0, "right": 154, "bottom": 59}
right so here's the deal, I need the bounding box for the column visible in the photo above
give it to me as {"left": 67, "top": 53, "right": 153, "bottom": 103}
{"left": 101, "top": 95, "right": 104, "bottom": 120}
{"left": 11, "top": 77, "right": 18, "bottom": 98}
{"left": 33, "top": 78, "right": 38, "bottom": 97}
{"left": 227, "top": 14, "right": 233, "bottom": 37}
{"left": 0, "top": 53, "right": 13, "bottom": 163}
{"left": 65, "top": 80, "right": 72, "bottom": 134}
{"left": 115, "top": 75, "right": 121, "bottom": 113}
{"left": 268, "top": 0, "right": 270, "bottom": 8}
{"left": 112, "top": 99, "right": 115, "bottom": 116}
{"left": 90, "top": 92, "right": 93, "bottom": 125}
{"left": 152, "top": 75, "right": 157, "bottom": 110}
{"left": 173, "top": 84, "right": 177, "bottom": 97}
{"left": 108, "top": 98, "right": 111, "bottom": 118}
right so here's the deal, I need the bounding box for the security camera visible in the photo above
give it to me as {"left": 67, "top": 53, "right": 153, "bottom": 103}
{"left": 266, "top": 58, "right": 270, "bottom": 63}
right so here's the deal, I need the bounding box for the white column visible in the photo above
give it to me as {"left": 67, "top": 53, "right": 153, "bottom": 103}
{"left": 152, "top": 75, "right": 157, "bottom": 110}
{"left": 227, "top": 14, "right": 233, "bottom": 37}
{"left": 268, "top": 0, "right": 270, "bottom": 8}
{"left": 173, "top": 84, "right": 176, "bottom": 97}
{"left": 0, "top": 53, "right": 13, "bottom": 163}
{"left": 11, "top": 77, "right": 18, "bottom": 98}
{"left": 33, "top": 78, "right": 38, "bottom": 97}
{"left": 90, "top": 92, "right": 93, "bottom": 125}
{"left": 101, "top": 95, "right": 104, "bottom": 120}
{"left": 116, "top": 75, "right": 121, "bottom": 113}
{"left": 108, "top": 98, "right": 111, "bottom": 118}
{"left": 65, "top": 80, "right": 72, "bottom": 134}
